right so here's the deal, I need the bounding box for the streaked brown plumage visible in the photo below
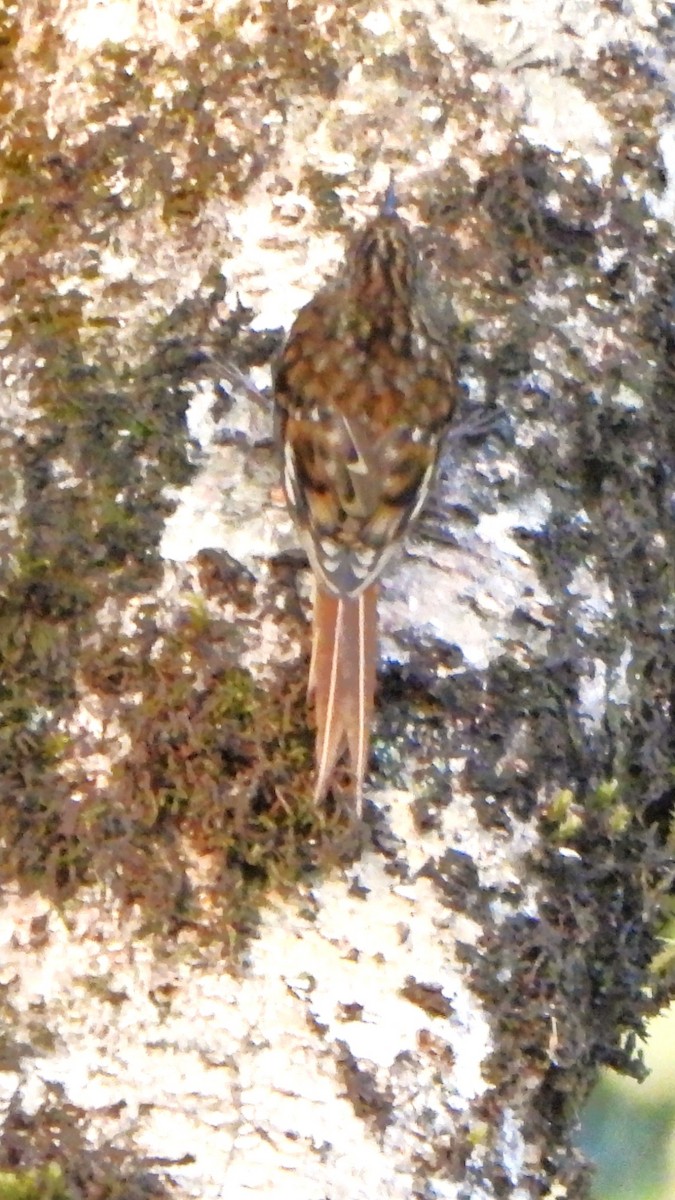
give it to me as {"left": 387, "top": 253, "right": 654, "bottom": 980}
{"left": 274, "top": 183, "right": 455, "bottom": 810}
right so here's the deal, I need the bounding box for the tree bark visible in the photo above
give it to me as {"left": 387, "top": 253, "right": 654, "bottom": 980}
{"left": 0, "top": 3, "right": 672, "bottom": 1198}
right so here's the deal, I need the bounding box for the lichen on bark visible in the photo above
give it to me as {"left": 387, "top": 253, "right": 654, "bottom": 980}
{"left": 0, "top": 3, "right": 673, "bottom": 1199}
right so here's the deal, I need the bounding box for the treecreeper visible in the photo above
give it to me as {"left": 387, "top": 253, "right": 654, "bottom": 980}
{"left": 274, "top": 184, "right": 456, "bottom": 811}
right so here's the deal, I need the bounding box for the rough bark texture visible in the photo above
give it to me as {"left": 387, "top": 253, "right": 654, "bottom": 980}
{"left": 0, "top": 2, "right": 673, "bottom": 1198}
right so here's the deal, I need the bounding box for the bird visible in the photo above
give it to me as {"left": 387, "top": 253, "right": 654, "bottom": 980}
{"left": 273, "top": 181, "right": 456, "bottom": 811}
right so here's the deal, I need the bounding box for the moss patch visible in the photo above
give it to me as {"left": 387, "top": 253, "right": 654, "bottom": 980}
{"left": 0, "top": 1165, "right": 71, "bottom": 1200}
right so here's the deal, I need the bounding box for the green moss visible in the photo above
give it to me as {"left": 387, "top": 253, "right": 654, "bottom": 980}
{"left": 210, "top": 667, "right": 257, "bottom": 722}
{"left": 467, "top": 1120, "right": 489, "bottom": 1148}
{"left": 591, "top": 778, "right": 620, "bottom": 809}
{"left": 606, "top": 802, "right": 632, "bottom": 835}
{"left": 0, "top": 1164, "right": 71, "bottom": 1200}
{"left": 650, "top": 921, "right": 675, "bottom": 979}
{"left": 543, "top": 779, "right": 634, "bottom": 842}
{"left": 0, "top": 543, "right": 331, "bottom": 941}
{"left": 546, "top": 787, "right": 577, "bottom": 823}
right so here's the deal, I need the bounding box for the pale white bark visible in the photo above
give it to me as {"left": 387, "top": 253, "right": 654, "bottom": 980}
{"left": 0, "top": 3, "right": 673, "bottom": 1198}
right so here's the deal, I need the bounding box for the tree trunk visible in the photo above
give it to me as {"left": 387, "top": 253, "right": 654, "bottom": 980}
{"left": 0, "top": 3, "right": 672, "bottom": 1198}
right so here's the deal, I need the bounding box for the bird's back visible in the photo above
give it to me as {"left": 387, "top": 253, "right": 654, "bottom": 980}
{"left": 275, "top": 208, "right": 454, "bottom": 597}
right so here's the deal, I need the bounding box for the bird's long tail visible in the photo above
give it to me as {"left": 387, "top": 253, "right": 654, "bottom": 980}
{"left": 309, "top": 584, "right": 378, "bottom": 812}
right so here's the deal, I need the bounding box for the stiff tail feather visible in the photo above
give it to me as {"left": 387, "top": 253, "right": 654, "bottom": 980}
{"left": 309, "top": 584, "right": 378, "bottom": 812}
